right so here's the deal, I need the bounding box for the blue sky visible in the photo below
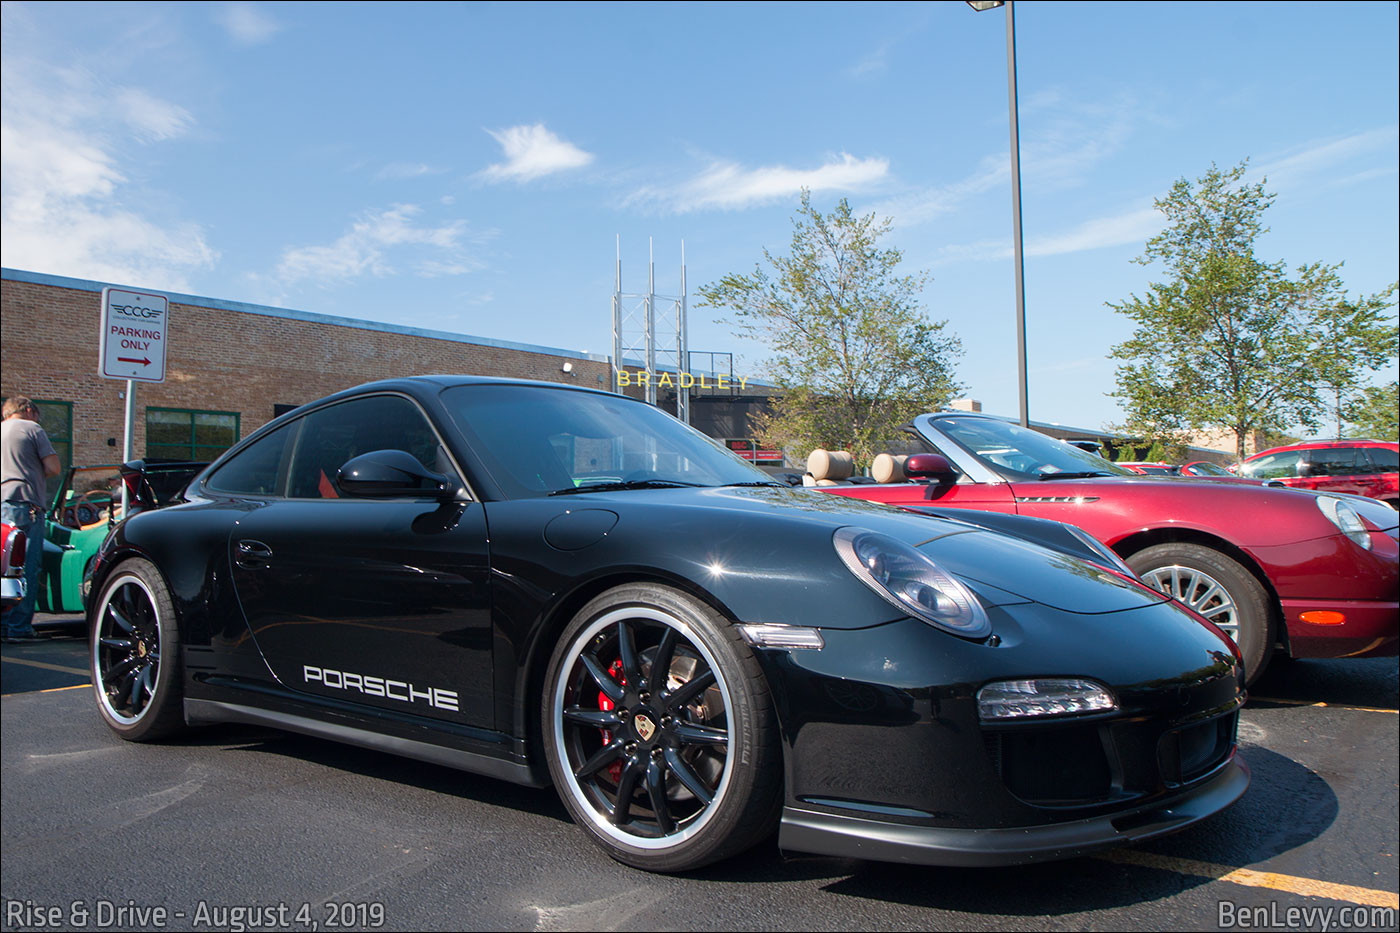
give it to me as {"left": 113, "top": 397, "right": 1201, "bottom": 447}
{"left": 2, "top": 1, "right": 1397, "bottom": 436}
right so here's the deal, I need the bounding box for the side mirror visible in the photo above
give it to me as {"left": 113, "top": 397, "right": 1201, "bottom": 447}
{"left": 905, "top": 453, "right": 960, "bottom": 483}
{"left": 338, "top": 450, "right": 455, "bottom": 499}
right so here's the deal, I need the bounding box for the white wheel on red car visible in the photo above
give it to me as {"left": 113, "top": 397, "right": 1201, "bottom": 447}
{"left": 1128, "top": 543, "right": 1273, "bottom": 685}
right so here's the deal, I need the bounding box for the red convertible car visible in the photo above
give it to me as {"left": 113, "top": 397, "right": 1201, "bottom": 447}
{"left": 810, "top": 412, "right": 1399, "bottom": 683}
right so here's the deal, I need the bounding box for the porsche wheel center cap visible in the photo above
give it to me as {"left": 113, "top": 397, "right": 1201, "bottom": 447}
{"left": 634, "top": 713, "right": 657, "bottom": 742}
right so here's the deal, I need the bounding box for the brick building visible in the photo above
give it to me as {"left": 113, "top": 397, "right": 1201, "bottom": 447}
{"left": 1, "top": 268, "right": 616, "bottom": 472}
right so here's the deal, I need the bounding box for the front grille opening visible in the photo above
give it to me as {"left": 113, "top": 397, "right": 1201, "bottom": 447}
{"left": 1159, "top": 714, "right": 1236, "bottom": 786}
{"left": 985, "top": 725, "right": 1112, "bottom": 806}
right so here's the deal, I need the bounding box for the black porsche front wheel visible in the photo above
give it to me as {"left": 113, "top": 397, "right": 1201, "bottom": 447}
{"left": 542, "top": 584, "right": 781, "bottom": 872}
{"left": 90, "top": 558, "right": 185, "bottom": 741}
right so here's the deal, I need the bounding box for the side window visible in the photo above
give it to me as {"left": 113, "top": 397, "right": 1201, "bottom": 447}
{"left": 1309, "top": 448, "right": 1364, "bottom": 477}
{"left": 1368, "top": 446, "right": 1399, "bottom": 471}
{"left": 287, "top": 395, "right": 447, "bottom": 499}
{"left": 204, "top": 422, "right": 298, "bottom": 496}
{"left": 1240, "top": 451, "right": 1302, "bottom": 480}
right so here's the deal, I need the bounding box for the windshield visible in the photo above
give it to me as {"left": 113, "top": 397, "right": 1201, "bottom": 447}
{"left": 1185, "top": 461, "right": 1233, "bottom": 477}
{"left": 923, "top": 416, "right": 1134, "bottom": 480}
{"left": 441, "top": 384, "right": 773, "bottom": 498}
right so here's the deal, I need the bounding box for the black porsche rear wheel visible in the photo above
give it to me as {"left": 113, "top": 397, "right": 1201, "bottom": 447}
{"left": 90, "top": 558, "right": 185, "bottom": 741}
{"left": 543, "top": 584, "right": 781, "bottom": 872}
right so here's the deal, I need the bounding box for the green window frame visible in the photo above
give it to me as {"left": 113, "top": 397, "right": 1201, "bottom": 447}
{"left": 145, "top": 407, "right": 240, "bottom": 462}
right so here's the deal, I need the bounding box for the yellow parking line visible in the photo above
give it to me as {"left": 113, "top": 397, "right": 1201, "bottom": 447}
{"left": 1099, "top": 849, "right": 1400, "bottom": 908}
{"left": 2, "top": 684, "right": 92, "bottom": 697}
{"left": 1251, "top": 697, "right": 1399, "bottom": 714}
{"left": 1, "top": 656, "right": 90, "bottom": 677}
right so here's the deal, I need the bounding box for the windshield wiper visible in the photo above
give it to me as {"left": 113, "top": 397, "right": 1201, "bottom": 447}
{"left": 720, "top": 480, "right": 788, "bottom": 488}
{"left": 1037, "top": 471, "right": 1116, "bottom": 480}
{"left": 549, "top": 479, "right": 704, "bottom": 496}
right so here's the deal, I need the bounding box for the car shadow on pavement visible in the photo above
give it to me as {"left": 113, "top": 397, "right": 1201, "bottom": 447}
{"left": 698, "top": 746, "right": 1337, "bottom": 914}
{"left": 1247, "top": 656, "right": 1398, "bottom": 711}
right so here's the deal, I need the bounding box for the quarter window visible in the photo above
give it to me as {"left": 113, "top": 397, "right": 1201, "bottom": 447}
{"left": 204, "top": 422, "right": 299, "bottom": 496}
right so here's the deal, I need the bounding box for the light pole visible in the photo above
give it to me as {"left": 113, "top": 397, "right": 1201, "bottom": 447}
{"left": 967, "top": 0, "right": 1029, "bottom": 428}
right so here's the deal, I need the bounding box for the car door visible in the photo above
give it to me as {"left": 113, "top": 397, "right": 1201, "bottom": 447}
{"left": 228, "top": 393, "right": 495, "bottom": 729}
{"left": 1302, "top": 447, "right": 1368, "bottom": 497}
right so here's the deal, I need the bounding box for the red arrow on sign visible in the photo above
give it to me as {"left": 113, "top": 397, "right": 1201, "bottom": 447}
{"left": 118, "top": 356, "right": 152, "bottom": 366}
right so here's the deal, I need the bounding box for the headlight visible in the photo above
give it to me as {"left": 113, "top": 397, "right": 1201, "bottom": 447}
{"left": 833, "top": 526, "right": 991, "bottom": 639}
{"left": 977, "top": 678, "right": 1117, "bottom": 721}
{"left": 1316, "top": 496, "right": 1370, "bottom": 550}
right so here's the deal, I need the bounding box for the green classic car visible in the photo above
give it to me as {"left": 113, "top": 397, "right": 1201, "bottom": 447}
{"left": 40, "top": 461, "right": 205, "bottom": 612}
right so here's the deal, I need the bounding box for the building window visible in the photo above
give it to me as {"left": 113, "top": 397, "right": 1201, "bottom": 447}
{"left": 146, "top": 408, "right": 240, "bottom": 462}
{"left": 33, "top": 399, "right": 73, "bottom": 501}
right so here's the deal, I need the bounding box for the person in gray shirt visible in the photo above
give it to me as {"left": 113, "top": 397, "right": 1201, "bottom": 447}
{"left": 2, "top": 396, "right": 61, "bottom": 641}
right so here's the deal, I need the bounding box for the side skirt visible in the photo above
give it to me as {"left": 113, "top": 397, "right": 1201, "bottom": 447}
{"left": 184, "top": 698, "right": 550, "bottom": 788}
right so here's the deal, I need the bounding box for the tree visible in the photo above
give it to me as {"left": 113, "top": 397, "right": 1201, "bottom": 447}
{"left": 1108, "top": 161, "right": 1398, "bottom": 459}
{"left": 1345, "top": 381, "right": 1399, "bottom": 441}
{"left": 697, "top": 191, "right": 963, "bottom": 467}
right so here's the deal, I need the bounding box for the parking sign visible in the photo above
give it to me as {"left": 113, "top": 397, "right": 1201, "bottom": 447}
{"left": 100, "top": 288, "right": 169, "bottom": 383}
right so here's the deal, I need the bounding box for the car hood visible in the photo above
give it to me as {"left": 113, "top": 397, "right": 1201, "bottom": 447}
{"left": 569, "top": 485, "right": 1169, "bottom": 616}
{"left": 1005, "top": 473, "right": 1399, "bottom": 543}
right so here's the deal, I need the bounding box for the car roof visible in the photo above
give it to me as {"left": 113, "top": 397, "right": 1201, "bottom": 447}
{"left": 1245, "top": 439, "right": 1398, "bottom": 459}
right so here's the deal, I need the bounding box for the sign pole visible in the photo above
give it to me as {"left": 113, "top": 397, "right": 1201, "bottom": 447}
{"left": 121, "top": 379, "right": 136, "bottom": 514}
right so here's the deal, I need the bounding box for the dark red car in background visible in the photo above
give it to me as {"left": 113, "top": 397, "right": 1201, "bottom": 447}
{"left": 809, "top": 412, "right": 1399, "bottom": 684}
{"left": 1237, "top": 440, "right": 1399, "bottom": 508}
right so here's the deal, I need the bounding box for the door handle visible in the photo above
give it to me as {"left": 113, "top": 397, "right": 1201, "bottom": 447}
{"left": 235, "top": 539, "right": 273, "bottom": 569}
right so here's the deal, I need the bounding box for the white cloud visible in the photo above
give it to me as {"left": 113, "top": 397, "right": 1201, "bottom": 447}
{"left": 628, "top": 153, "right": 889, "bottom": 214}
{"left": 1253, "top": 126, "right": 1400, "bottom": 189}
{"left": 869, "top": 154, "right": 1007, "bottom": 228}
{"left": 929, "top": 203, "right": 1162, "bottom": 265}
{"left": 1026, "top": 205, "right": 1162, "bottom": 258}
{"left": 0, "top": 59, "right": 216, "bottom": 291}
{"left": 480, "top": 124, "right": 594, "bottom": 183}
{"left": 376, "top": 162, "right": 445, "bottom": 180}
{"left": 275, "top": 204, "right": 490, "bottom": 285}
{"left": 846, "top": 40, "right": 894, "bottom": 79}
{"left": 216, "top": 3, "right": 282, "bottom": 45}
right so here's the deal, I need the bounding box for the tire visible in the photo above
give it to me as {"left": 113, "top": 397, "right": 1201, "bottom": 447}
{"left": 1127, "top": 543, "right": 1273, "bottom": 685}
{"left": 90, "top": 558, "right": 186, "bottom": 741}
{"left": 542, "top": 583, "right": 782, "bottom": 872}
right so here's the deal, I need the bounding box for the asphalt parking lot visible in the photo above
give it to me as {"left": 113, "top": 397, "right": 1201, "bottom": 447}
{"left": 2, "top": 614, "right": 1396, "bottom": 932}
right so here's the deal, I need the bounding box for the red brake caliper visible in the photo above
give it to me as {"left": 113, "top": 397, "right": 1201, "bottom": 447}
{"left": 598, "top": 659, "right": 625, "bottom": 782}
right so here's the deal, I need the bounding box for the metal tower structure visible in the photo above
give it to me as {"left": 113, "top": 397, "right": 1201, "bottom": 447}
{"left": 612, "top": 238, "right": 690, "bottom": 422}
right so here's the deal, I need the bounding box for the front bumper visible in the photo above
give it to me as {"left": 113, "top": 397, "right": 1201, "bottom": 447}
{"left": 1280, "top": 597, "right": 1399, "bottom": 658}
{"left": 779, "top": 757, "right": 1249, "bottom": 866}
{"left": 754, "top": 601, "right": 1248, "bottom": 867}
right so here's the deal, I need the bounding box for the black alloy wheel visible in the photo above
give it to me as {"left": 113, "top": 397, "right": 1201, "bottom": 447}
{"left": 543, "top": 584, "right": 781, "bottom": 872}
{"left": 90, "top": 559, "right": 185, "bottom": 741}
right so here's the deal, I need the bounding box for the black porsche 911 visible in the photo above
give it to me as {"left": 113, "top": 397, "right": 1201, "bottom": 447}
{"left": 87, "top": 376, "right": 1248, "bottom": 872}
